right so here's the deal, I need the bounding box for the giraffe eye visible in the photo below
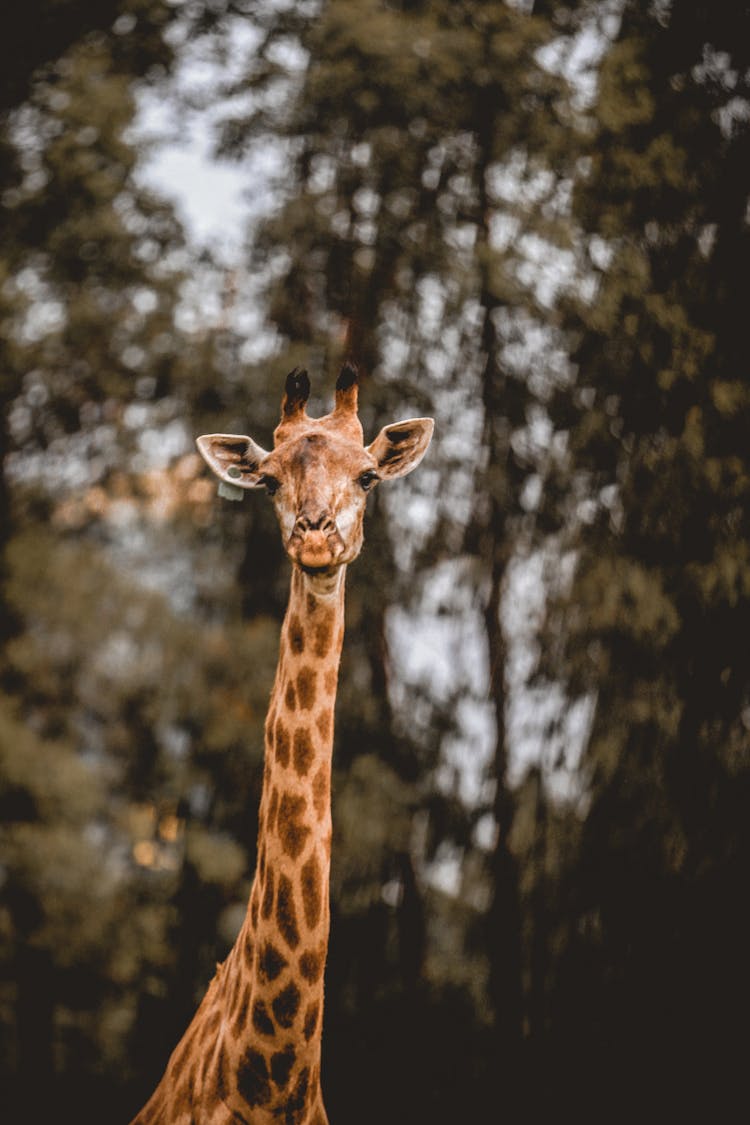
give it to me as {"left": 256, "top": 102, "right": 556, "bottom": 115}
{"left": 358, "top": 470, "right": 379, "bottom": 491}
{"left": 261, "top": 475, "right": 280, "bottom": 496}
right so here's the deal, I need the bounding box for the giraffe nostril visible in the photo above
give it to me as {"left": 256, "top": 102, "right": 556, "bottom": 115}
{"left": 297, "top": 513, "right": 334, "bottom": 533}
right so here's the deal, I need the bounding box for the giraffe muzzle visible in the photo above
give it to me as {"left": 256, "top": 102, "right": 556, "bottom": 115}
{"left": 297, "top": 529, "right": 335, "bottom": 567}
{"left": 290, "top": 515, "right": 344, "bottom": 570}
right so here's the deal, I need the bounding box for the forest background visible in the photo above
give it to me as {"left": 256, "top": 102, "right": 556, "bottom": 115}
{"left": 1, "top": 1, "right": 748, "bottom": 1121}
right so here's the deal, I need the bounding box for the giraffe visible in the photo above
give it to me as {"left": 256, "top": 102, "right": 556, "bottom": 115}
{"left": 130, "top": 363, "right": 434, "bottom": 1125}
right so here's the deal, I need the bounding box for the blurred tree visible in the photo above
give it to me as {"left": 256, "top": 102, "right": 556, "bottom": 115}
{"left": 0, "top": 0, "right": 180, "bottom": 632}
{"left": 540, "top": 0, "right": 750, "bottom": 1112}
{"left": 462, "top": 1, "right": 576, "bottom": 1075}
{"left": 217, "top": 0, "right": 581, "bottom": 1116}
{"left": 0, "top": 519, "right": 277, "bottom": 1119}
{"left": 0, "top": 1, "right": 174, "bottom": 114}
{"left": 0, "top": 0, "right": 241, "bottom": 629}
{"left": 0, "top": 3, "right": 272, "bottom": 1120}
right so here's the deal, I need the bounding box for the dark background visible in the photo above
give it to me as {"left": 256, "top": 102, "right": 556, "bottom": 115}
{"left": 1, "top": 2, "right": 748, "bottom": 1121}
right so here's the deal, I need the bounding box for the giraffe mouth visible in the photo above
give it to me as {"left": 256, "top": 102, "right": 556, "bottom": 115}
{"left": 299, "top": 562, "right": 336, "bottom": 577}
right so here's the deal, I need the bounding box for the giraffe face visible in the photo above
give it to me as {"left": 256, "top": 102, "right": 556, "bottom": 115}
{"left": 197, "top": 365, "right": 434, "bottom": 576}
{"left": 258, "top": 426, "right": 378, "bottom": 571}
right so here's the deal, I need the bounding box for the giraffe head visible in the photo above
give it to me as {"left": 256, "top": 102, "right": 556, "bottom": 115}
{"left": 196, "top": 363, "right": 434, "bottom": 575}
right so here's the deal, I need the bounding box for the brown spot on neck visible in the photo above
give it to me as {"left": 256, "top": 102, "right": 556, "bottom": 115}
{"left": 275, "top": 718, "right": 291, "bottom": 767}
{"left": 276, "top": 873, "right": 300, "bottom": 949}
{"left": 251, "top": 998, "right": 274, "bottom": 1038}
{"left": 301, "top": 853, "right": 323, "bottom": 930}
{"left": 293, "top": 727, "right": 315, "bottom": 777}
{"left": 299, "top": 947, "right": 325, "bottom": 983}
{"left": 272, "top": 980, "right": 301, "bottom": 1029}
{"left": 312, "top": 766, "right": 330, "bottom": 820}
{"left": 296, "top": 665, "right": 317, "bottom": 710}
{"left": 261, "top": 868, "right": 275, "bottom": 920}
{"left": 288, "top": 1065, "right": 311, "bottom": 1119}
{"left": 277, "top": 793, "right": 310, "bottom": 859}
{"left": 237, "top": 1048, "right": 271, "bottom": 1108}
{"left": 259, "top": 941, "right": 288, "bottom": 982}
{"left": 313, "top": 620, "right": 333, "bottom": 658}
{"left": 315, "top": 707, "right": 333, "bottom": 743}
{"left": 288, "top": 615, "right": 305, "bottom": 654}
{"left": 233, "top": 986, "right": 250, "bottom": 1036}
{"left": 303, "top": 1002, "right": 320, "bottom": 1042}
{"left": 270, "top": 1045, "right": 297, "bottom": 1089}
{"left": 285, "top": 680, "right": 297, "bottom": 712}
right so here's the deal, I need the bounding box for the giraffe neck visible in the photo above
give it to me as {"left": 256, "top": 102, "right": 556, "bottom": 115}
{"left": 130, "top": 567, "right": 344, "bottom": 1125}
{"left": 227, "top": 564, "right": 345, "bottom": 1119}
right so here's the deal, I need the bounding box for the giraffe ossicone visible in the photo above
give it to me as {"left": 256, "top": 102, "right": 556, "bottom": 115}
{"left": 130, "top": 363, "right": 434, "bottom": 1125}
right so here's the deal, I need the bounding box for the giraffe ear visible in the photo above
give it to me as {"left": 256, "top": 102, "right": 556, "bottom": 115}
{"left": 366, "top": 417, "right": 435, "bottom": 480}
{"left": 196, "top": 433, "right": 270, "bottom": 489}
